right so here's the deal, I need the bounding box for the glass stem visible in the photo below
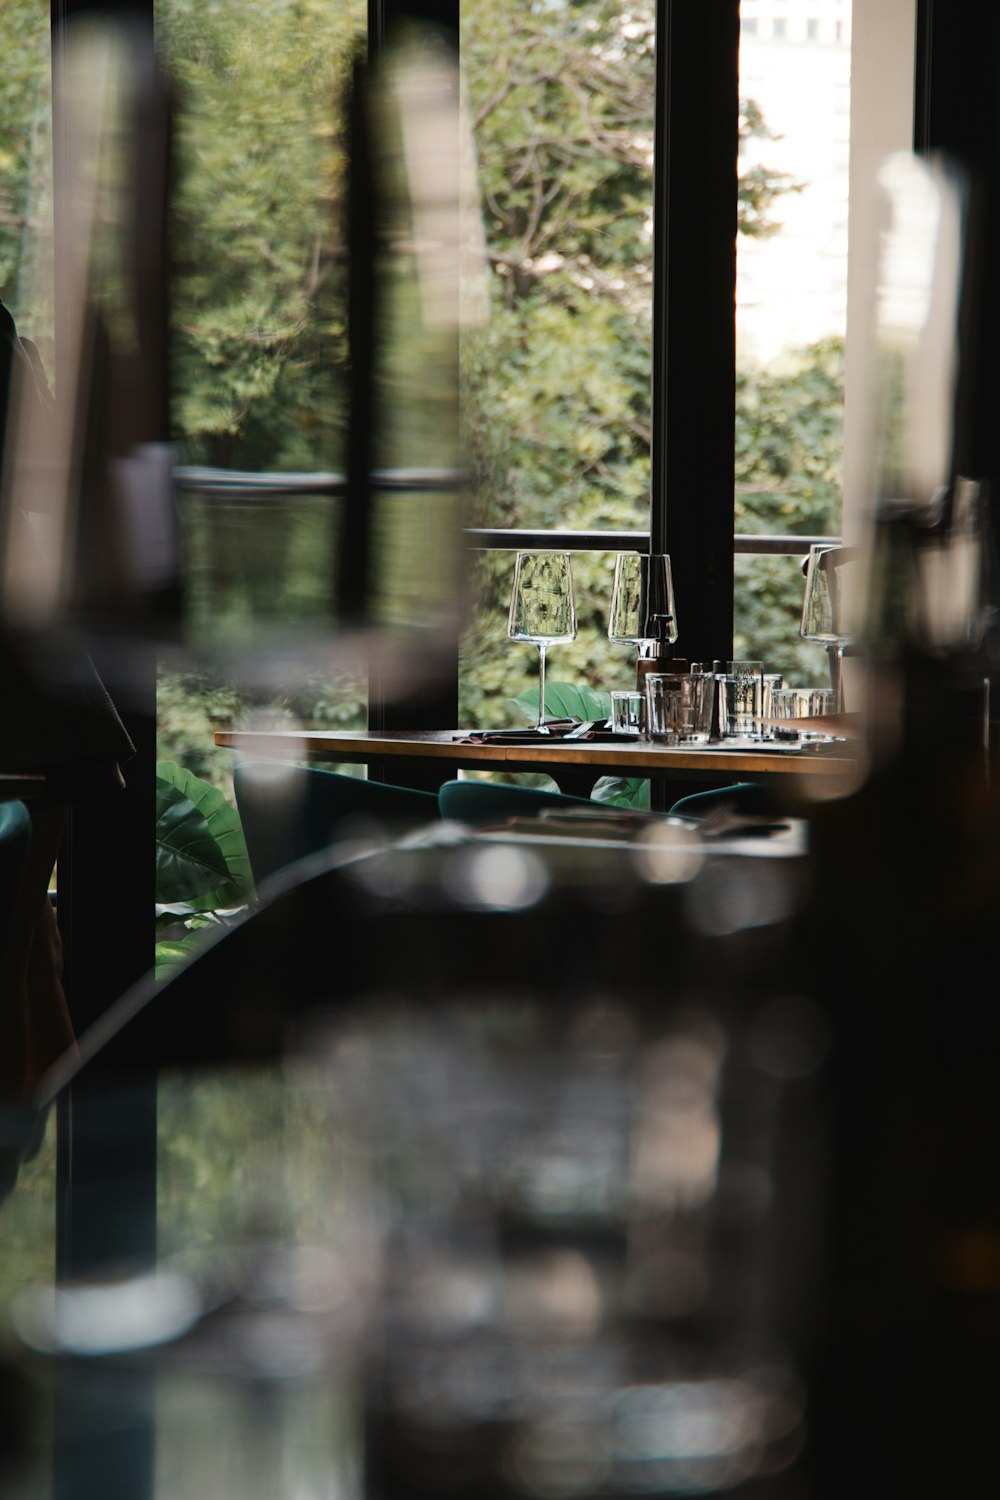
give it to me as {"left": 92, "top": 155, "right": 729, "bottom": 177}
{"left": 828, "top": 641, "right": 845, "bottom": 713}
{"left": 537, "top": 643, "right": 548, "bottom": 728}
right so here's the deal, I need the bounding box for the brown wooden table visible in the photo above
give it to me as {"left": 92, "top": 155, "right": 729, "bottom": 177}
{"left": 214, "top": 726, "right": 862, "bottom": 801}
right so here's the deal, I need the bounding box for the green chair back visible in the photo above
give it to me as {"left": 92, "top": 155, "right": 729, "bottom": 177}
{"left": 0, "top": 799, "right": 32, "bottom": 984}
{"left": 437, "top": 778, "right": 598, "bottom": 827}
{"left": 233, "top": 762, "right": 439, "bottom": 884}
{"left": 668, "top": 782, "right": 776, "bottom": 820}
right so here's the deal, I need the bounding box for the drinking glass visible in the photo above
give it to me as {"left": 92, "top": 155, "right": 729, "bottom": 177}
{"left": 608, "top": 553, "right": 678, "bottom": 660}
{"left": 507, "top": 552, "right": 577, "bottom": 729}
{"left": 646, "top": 673, "right": 714, "bottom": 743}
{"left": 722, "top": 660, "right": 765, "bottom": 739}
{"left": 328, "top": 995, "right": 821, "bottom": 1500}
{"left": 761, "top": 673, "right": 784, "bottom": 740}
{"left": 610, "top": 689, "right": 645, "bottom": 735}
{"left": 800, "top": 544, "right": 857, "bottom": 712}
{"left": 770, "top": 686, "right": 836, "bottom": 739}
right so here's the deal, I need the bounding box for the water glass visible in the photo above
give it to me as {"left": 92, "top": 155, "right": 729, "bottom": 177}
{"left": 645, "top": 673, "right": 714, "bottom": 743}
{"left": 610, "top": 689, "right": 645, "bottom": 735}
{"left": 760, "top": 673, "right": 784, "bottom": 740}
{"left": 770, "top": 687, "right": 836, "bottom": 738}
{"left": 721, "top": 661, "right": 764, "bottom": 739}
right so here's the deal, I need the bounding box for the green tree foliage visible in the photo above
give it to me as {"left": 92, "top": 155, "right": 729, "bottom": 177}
{"left": 156, "top": 0, "right": 363, "bottom": 471}
{"left": 0, "top": 1109, "right": 55, "bottom": 1300}
{"left": 0, "top": 0, "right": 53, "bottom": 355}
{"left": 734, "top": 336, "right": 845, "bottom": 681}
{"left": 462, "top": 0, "right": 652, "bottom": 536}
{"left": 461, "top": 0, "right": 794, "bottom": 535}
{"left": 736, "top": 335, "right": 844, "bottom": 537}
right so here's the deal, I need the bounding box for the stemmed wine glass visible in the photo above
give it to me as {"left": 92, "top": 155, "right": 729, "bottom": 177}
{"left": 800, "top": 543, "right": 858, "bottom": 712}
{"left": 608, "top": 553, "right": 678, "bottom": 662}
{"left": 507, "top": 551, "right": 577, "bottom": 730}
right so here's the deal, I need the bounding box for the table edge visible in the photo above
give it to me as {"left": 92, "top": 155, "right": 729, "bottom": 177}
{"left": 214, "top": 729, "right": 860, "bottom": 779}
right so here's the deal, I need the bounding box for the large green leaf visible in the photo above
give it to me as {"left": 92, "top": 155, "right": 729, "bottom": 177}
{"left": 155, "top": 928, "right": 218, "bottom": 982}
{"left": 589, "top": 775, "right": 650, "bottom": 810}
{"left": 155, "top": 937, "right": 200, "bottom": 982}
{"left": 155, "top": 760, "right": 255, "bottom": 909}
{"left": 512, "top": 681, "right": 612, "bottom": 724}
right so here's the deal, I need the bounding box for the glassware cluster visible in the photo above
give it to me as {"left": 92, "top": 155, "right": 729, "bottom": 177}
{"left": 507, "top": 549, "right": 842, "bottom": 743}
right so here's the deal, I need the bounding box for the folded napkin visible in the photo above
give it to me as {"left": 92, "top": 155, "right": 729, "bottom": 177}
{"left": 454, "top": 718, "right": 601, "bottom": 745}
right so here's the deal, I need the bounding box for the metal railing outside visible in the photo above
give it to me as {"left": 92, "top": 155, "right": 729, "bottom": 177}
{"left": 173, "top": 467, "right": 839, "bottom": 556}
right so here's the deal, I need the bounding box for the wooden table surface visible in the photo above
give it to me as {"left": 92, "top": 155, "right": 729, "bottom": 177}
{"left": 215, "top": 727, "right": 862, "bottom": 787}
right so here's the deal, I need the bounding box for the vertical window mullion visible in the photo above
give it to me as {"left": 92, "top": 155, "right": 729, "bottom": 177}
{"left": 651, "top": 0, "right": 739, "bottom": 668}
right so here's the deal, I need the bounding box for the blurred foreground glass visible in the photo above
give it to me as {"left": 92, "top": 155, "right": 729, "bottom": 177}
{"left": 2, "top": 8, "right": 478, "bottom": 727}
{"left": 852, "top": 152, "right": 972, "bottom": 703}
{"left": 507, "top": 552, "right": 577, "bottom": 730}
{"left": 325, "top": 992, "right": 829, "bottom": 1499}
{"left": 8, "top": 1062, "right": 377, "bottom": 1499}
{"left": 800, "top": 545, "right": 857, "bottom": 711}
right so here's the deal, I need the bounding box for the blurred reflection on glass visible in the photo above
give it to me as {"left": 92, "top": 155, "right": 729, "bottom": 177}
{"left": 848, "top": 150, "right": 996, "bottom": 775}
{"left": 8, "top": 1062, "right": 377, "bottom": 1499}
{"left": 869, "top": 152, "right": 965, "bottom": 516}
{"left": 0, "top": 4, "right": 484, "bottom": 788}
{"left": 325, "top": 988, "right": 827, "bottom": 1498}
{"left": 344, "top": 24, "right": 482, "bottom": 658}
{"left": 858, "top": 151, "right": 969, "bottom": 665}
{"left": 917, "top": 474, "right": 997, "bottom": 654}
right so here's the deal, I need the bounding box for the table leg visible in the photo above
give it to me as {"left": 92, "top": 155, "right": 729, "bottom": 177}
{"left": 551, "top": 769, "right": 601, "bottom": 799}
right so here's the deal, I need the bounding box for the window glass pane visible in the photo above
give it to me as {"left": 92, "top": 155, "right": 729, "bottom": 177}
{"left": 736, "top": 2, "right": 850, "bottom": 684}
{"left": 461, "top": 0, "right": 653, "bottom": 537}
{"left": 0, "top": 0, "right": 54, "bottom": 369}
{"left": 459, "top": 0, "right": 656, "bottom": 729}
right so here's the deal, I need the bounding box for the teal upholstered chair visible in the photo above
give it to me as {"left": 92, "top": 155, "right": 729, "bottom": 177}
{"left": 233, "top": 761, "right": 439, "bottom": 885}
{"left": 437, "top": 778, "right": 600, "bottom": 827}
{"left": 439, "top": 778, "right": 781, "bottom": 831}
{"left": 0, "top": 800, "right": 31, "bottom": 981}
{"left": 668, "top": 781, "right": 779, "bottom": 820}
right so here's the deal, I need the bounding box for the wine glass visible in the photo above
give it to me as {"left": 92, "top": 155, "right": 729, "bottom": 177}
{"left": 800, "top": 544, "right": 858, "bottom": 712}
{"left": 608, "top": 553, "right": 678, "bottom": 661}
{"left": 507, "top": 551, "right": 577, "bottom": 730}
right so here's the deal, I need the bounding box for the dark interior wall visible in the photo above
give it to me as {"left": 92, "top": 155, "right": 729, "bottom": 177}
{"left": 914, "top": 0, "right": 1000, "bottom": 489}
